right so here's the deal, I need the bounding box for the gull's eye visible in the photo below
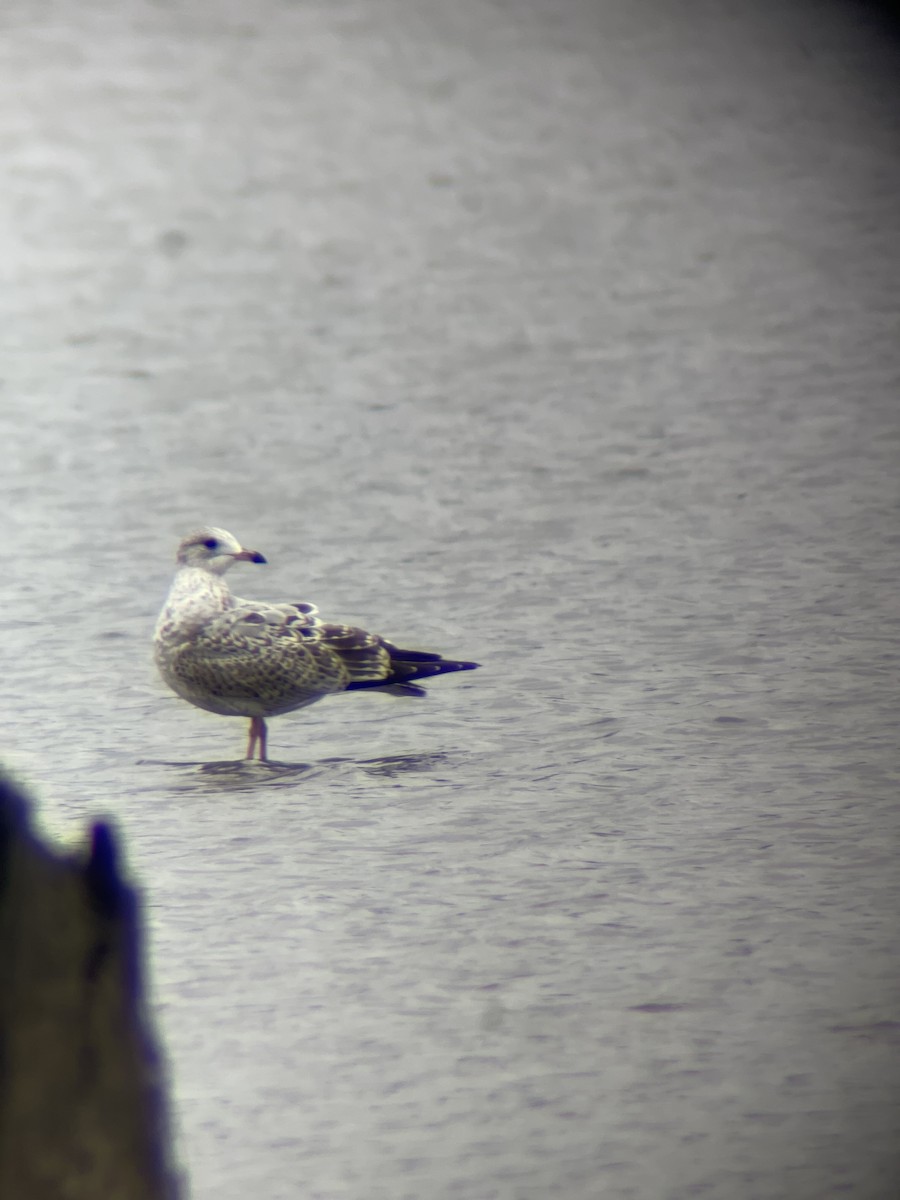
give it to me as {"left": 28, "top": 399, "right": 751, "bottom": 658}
{"left": 203, "top": 538, "right": 219, "bottom": 551}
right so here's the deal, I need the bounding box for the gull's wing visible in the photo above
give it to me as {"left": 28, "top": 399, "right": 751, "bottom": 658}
{"left": 226, "top": 599, "right": 396, "bottom": 682}
{"left": 168, "top": 598, "right": 479, "bottom": 716}
{"left": 167, "top": 599, "right": 392, "bottom": 714}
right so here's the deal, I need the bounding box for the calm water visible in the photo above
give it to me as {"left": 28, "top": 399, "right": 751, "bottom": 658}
{"left": 3, "top": 2, "right": 900, "bottom": 1197}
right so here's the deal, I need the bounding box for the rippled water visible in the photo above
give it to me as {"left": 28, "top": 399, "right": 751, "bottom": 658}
{"left": 3, "top": 2, "right": 900, "bottom": 1197}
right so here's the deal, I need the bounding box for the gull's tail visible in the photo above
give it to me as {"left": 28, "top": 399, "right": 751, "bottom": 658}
{"left": 346, "top": 646, "right": 480, "bottom": 697}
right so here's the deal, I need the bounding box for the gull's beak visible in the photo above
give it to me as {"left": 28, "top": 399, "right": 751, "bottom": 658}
{"left": 232, "top": 548, "right": 267, "bottom": 564}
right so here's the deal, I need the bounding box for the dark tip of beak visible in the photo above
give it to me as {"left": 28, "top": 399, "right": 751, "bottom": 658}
{"left": 250, "top": 551, "right": 266, "bottom": 564}
{"left": 233, "top": 549, "right": 267, "bottom": 564}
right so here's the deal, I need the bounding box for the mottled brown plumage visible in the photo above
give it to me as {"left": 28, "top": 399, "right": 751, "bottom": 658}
{"left": 154, "top": 527, "right": 478, "bottom": 760}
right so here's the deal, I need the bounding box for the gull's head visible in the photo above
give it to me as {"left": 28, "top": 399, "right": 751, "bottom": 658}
{"left": 175, "top": 527, "right": 267, "bottom": 575}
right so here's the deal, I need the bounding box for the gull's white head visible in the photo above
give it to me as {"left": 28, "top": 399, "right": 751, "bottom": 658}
{"left": 175, "top": 527, "right": 267, "bottom": 575}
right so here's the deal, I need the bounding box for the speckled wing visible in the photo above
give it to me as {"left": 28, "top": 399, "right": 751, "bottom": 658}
{"left": 165, "top": 597, "right": 479, "bottom": 718}
{"left": 165, "top": 600, "right": 379, "bottom": 717}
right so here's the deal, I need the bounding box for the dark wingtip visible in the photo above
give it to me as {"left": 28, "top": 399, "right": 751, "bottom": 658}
{"left": 407, "top": 657, "right": 479, "bottom": 677}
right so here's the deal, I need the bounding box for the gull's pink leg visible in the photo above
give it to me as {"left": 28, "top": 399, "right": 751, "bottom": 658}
{"left": 246, "top": 718, "right": 259, "bottom": 760}
{"left": 245, "top": 716, "right": 268, "bottom": 761}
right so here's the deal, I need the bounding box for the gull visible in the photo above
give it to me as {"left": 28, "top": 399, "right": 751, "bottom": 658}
{"left": 153, "top": 527, "right": 479, "bottom": 761}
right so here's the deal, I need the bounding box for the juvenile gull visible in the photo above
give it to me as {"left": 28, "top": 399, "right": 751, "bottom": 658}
{"left": 153, "top": 527, "right": 479, "bottom": 761}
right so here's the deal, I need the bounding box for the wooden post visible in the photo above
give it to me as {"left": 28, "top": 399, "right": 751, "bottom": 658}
{"left": 0, "top": 774, "right": 180, "bottom": 1199}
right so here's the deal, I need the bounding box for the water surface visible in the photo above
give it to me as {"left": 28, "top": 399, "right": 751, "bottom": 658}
{"left": 2, "top": 2, "right": 899, "bottom": 1197}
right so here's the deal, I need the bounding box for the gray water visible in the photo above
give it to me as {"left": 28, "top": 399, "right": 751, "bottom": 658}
{"left": 2, "top": 1, "right": 900, "bottom": 1197}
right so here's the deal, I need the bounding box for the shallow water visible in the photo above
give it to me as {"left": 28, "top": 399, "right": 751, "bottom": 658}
{"left": 2, "top": 1, "right": 900, "bottom": 1197}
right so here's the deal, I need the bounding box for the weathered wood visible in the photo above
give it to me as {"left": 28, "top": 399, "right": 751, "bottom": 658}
{"left": 0, "top": 774, "right": 180, "bottom": 1200}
